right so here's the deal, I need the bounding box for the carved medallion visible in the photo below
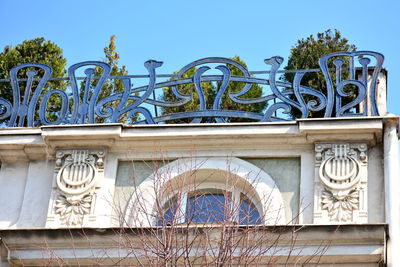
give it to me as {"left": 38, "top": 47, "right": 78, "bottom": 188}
{"left": 314, "top": 143, "right": 367, "bottom": 223}
{"left": 46, "top": 149, "right": 105, "bottom": 227}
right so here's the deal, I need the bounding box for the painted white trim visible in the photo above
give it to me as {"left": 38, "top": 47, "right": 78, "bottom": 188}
{"left": 384, "top": 118, "right": 400, "bottom": 267}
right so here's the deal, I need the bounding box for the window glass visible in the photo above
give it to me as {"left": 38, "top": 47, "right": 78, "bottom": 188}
{"left": 186, "top": 189, "right": 228, "bottom": 223}
{"left": 157, "top": 196, "right": 178, "bottom": 226}
{"left": 159, "top": 189, "right": 261, "bottom": 225}
{"left": 239, "top": 194, "right": 261, "bottom": 225}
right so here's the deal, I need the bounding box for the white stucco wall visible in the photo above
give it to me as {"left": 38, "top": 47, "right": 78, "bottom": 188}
{"left": 0, "top": 118, "right": 387, "bottom": 229}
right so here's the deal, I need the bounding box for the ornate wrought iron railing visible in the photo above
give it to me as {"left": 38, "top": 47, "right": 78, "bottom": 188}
{"left": 0, "top": 51, "right": 384, "bottom": 127}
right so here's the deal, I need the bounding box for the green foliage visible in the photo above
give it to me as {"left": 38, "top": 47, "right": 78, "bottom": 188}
{"left": 94, "top": 35, "right": 130, "bottom": 123}
{"left": 96, "top": 35, "right": 128, "bottom": 99}
{"left": 0, "top": 37, "right": 67, "bottom": 123}
{"left": 161, "top": 67, "right": 215, "bottom": 123}
{"left": 222, "top": 56, "right": 266, "bottom": 121}
{"left": 284, "top": 29, "right": 357, "bottom": 117}
{"left": 0, "top": 37, "right": 67, "bottom": 101}
{"left": 161, "top": 56, "right": 266, "bottom": 123}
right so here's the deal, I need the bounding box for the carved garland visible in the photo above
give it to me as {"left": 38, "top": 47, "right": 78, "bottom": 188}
{"left": 314, "top": 143, "right": 368, "bottom": 223}
{"left": 46, "top": 149, "right": 105, "bottom": 227}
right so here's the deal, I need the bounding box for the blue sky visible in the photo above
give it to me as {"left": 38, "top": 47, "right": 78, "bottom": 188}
{"left": 0, "top": 0, "right": 399, "bottom": 114}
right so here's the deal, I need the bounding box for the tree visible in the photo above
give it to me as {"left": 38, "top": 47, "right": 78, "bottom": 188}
{"left": 284, "top": 29, "right": 357, "bottom": 118}
{"left": 125, "top": 168, "right": 277, "bottom": 266}
{"left": 93, "top": 35, "right": 129, "bottom": 123}
{"left": 0, "top": 37, "right": 67, "bottom": 102}
{"left": 161, "top": 56, "right": 266, "bottom": 123}
{"left": 161, "top": 67, "right": 215, "bottom": 123}
{"left": 222, "top": 56, "right": 266, "bottom": 122}
{"left": 97, "top": 35, "right": 128, "bottom": 99}
{"left": 111, "top": 158, "right": 327, "bottom": 266}
{"left": 0, "top": 37, "right": 67, "bottom": 124}
{"left": 34, "top": 155, "right": 327, "bottom": 265}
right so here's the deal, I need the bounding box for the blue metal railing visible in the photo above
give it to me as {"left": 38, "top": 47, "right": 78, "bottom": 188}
{"left": 0, "top": 51, "right": 384, "bottom": 127}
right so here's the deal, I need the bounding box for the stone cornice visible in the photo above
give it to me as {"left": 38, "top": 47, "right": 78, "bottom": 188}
{"left": 0, "top": 117, "right": 386, "bottom": 162}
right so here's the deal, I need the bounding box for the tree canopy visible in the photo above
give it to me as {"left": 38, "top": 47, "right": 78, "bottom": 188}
{"left": 0, "top": 37, "right": 67, "bottom": 124}
{"left": 0, "top": 37, "right": 67, "bottom": 102}
{"left": 94, "top": 35, "right": 130, "bottom": 123}
{"left": 284, "top": 29, "right": 357, "bottom": 117}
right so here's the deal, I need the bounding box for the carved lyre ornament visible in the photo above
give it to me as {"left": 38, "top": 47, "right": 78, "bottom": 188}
{"left": 314, "top": 143, "right": 368, "bottom": 223}
{"left": 46, "top": 149, "right": 105, "bottom": 227}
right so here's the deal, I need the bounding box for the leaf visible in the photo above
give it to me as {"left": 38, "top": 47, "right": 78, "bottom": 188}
{"left": 333, "top": 202, "right": 340, "bottom": 210}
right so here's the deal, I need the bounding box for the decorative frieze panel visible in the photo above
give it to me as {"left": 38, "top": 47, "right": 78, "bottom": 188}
{"left": 314, "top": 143, "right": 368, "bottom": 223}
{"left": 46, "top": 149, "right": 105, "bottom": 227}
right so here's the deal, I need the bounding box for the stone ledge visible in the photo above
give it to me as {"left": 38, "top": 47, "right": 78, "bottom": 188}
{"left": 0, "top": 118, "right": 388, "bottom": 162}
{"left": 0, "top": 224, "right": 386, "bottom": 266}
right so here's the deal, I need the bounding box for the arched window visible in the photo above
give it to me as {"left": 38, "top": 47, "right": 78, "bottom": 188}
{"left": 126, "top": 157, "right": 286, "bottom": 227}
{"left": 158, "top": 187, "right": 261, "bottom": 225}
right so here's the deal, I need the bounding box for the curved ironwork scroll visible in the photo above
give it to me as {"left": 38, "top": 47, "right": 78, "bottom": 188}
{"left": 319, "top": 51, "right": 384, "bottom": 117}
{"left": 0, "top": 51, "right": 384, "bottom": 127}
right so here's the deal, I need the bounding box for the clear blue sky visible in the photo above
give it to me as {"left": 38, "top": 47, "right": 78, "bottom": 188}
{"left": 0, "top": 0, "right": 399, "bottom": 114}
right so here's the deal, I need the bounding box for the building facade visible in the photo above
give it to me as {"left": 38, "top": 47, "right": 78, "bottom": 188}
{"left": 0, "top": 51, "right": 397, "bottom": 266}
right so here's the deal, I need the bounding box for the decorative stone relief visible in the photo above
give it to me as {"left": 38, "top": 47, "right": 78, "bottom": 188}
{"left": 46, "top": 149, "right": 105, "bottom": 227}
{"left": 314, "top": 143, "right": 368, "bottom": 223}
